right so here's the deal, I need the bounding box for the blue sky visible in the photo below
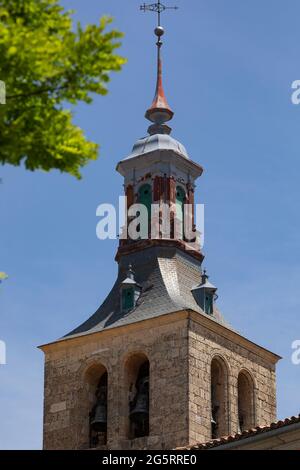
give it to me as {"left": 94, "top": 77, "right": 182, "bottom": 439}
{"left": 1, "top": 0, "right": 300, "bottom": 449}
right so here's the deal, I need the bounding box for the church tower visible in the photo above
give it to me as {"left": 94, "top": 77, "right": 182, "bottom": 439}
{"left": 40, "top": 7, "right": 280, "bottom": 450}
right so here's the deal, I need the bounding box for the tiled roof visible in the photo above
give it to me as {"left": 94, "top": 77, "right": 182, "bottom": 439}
{"left": 179, "top": 415, "right": 300, "bottom": 450}
{"left": 63, "top": 245, "right": 231, "bottom": 341}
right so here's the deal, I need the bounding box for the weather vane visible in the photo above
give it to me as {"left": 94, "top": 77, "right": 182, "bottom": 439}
{"left": 140, "top": 1, "right": 178, "bottom": 27}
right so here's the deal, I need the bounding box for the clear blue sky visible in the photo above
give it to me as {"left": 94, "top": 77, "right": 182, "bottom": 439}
{"left": 1, "top": 0, "right": 300, "bottom": 449}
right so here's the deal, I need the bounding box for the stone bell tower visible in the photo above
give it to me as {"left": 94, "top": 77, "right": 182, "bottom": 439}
{"left": 40, "top": 8, "right": 280, "bottom": 450}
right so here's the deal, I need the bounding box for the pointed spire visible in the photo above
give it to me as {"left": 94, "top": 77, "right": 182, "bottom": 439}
{"left": 127, "top": 264, "right": 135, "bottom": 280}
{"left": 201, "top": 269, "right": 209, "bottom": 285}
{"left": 145, "top": 26, "right": 174, "bottom": 131}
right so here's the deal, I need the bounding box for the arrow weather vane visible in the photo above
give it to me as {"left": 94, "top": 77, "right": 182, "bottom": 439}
{"left": 140, "top": 1, "right": 178, "bottom": 27}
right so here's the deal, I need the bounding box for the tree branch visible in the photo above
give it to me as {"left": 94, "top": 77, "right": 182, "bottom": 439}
{"left": 6, "top": 84, "right": 69, "bottom": 100}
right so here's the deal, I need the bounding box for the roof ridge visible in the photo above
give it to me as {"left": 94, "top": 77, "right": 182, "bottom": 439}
{"left": 177, "top": 414, "right": 300, "bottom": 450}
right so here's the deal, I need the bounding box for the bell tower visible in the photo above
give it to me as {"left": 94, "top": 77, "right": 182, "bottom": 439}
{"left": 40, "top": 3, "right": 280, "bottom": 450}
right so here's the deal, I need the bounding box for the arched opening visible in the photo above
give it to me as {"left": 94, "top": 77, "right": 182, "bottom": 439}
{"left": 85, "top": 363, "right": 108, "bottom": 448}
{"left": 237, "top": 370, "right": 255, "bottom": 432}
{"left": 125, "top": 353, "right": 150, "bottom": 440}
{"left": 175, "top": 186, "right": 185, "bottom": 239}
{"left": 138, "top": 184, "right": 152, "bottom": 239}
{"left": 210, "top": 357, "right": 229, "bottom": 439}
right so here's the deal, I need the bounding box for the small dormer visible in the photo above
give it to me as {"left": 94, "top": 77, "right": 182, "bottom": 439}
{"left": 120, "top": 265, "right": 141, "bottom": 313}
{"left": 192, "top": 270, "right": 218, "bottom": 315}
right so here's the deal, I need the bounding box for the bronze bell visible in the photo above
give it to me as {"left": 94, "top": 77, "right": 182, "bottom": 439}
{"left": 130, "top": 376, "right": 149, "bottom": 423}
{"left": 211, "top": 404, "right": 219, "bottom": 439}
{"left": 90, "top": 385, "right": 107, "bottom": 432}
{"left": 238, "top": 412, "right": 244, "bottom": 433}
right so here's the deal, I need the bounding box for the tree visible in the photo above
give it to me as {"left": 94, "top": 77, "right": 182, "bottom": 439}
{"left": 0, "top": 0, "right": 126, "bottom": 178}
{"left": 0, "top": 272, "right": 8, "bottom": 283}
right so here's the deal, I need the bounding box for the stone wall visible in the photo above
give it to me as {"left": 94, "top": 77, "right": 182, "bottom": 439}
{"left": 188, "top": 316, "right": 277, "bottom": 445}
{"left": 42, "top": 311, "right": 278, "bottom": 450}
{"left": 42, "top": 314, "right": 190, "bottom": 450}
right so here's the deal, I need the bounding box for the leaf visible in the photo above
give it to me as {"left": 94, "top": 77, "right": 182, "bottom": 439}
{"left": 0, "top": 0, "right": 126, "bottom": 178}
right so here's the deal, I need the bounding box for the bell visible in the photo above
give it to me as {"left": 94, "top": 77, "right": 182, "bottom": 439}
{"left": 238, "top": 413, "right": 244, "bottom": 433}
{"left": 90, "top": 385, "right": 107, "bottom": 432}
{"left": 211, "top": 405, "right": 219, "bottom": 439}
{"left": 130, "top": 376, "right": 149, "bottom": 423}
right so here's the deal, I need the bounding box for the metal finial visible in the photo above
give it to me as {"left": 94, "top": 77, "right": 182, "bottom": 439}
{"left": 141, "top": 1, "right": 177, "bottom": 129}
{"left": 201, "top": 269, "right": 209, "bottom": 285}
{"left": 127, "top": 264, "right": 135, "bottom": 280}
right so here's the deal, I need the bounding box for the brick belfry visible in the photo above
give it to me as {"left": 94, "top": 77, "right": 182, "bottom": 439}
{"left": 40, "top": 3, "right": 280, "bottom": 450}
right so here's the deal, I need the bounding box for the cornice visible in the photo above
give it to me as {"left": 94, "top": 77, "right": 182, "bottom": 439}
{"left": 39, "top": 308, "right": 280, "bottom": 366}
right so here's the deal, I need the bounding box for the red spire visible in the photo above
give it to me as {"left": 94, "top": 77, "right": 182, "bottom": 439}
{"left": 145, "top": 26, "right": 174, "bottom": 125}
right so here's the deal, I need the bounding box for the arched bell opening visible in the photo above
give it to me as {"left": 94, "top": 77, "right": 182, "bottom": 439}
{"left": 210, "top": 356, "right": 229, "bottom": 439}
{"left": 85, "top": 364, "right": 108, "bottom": 448}
{"left": 237, "top": 370, "right": 255, "bottom": 432}
{"left": 125, "top": 353, "right": 150, "bottom": 440}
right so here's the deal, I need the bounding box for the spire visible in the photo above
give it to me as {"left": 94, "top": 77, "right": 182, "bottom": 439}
{"left": 145, "top": 26, "right": 174, "bottom": 127}
{"left": 140, "top": 2, "right": 178, "bottom": 134}
{"left": 127, "top": 264, "right": 135, "bottom": 281}
{"left": 201, "top": 269, "right": 209, "bottom": 286}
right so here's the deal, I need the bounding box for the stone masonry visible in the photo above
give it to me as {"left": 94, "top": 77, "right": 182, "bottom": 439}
{"left": 41, "top": 310, "right": 279, "bottom": 450}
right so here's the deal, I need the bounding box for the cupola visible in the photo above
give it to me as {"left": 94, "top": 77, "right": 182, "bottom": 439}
{"left": 120, "top": 265, "right": 141, "bottom": 312}
{"left": 191, "top": 270, "right": 218, "bottom": 315}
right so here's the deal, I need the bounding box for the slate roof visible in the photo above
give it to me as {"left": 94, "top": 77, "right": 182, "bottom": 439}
{"left": 63, "top": 245, "right": 230, "bottom": 341}
{"left": 192, "top": 279, "right": 217, "bottom": 291}
{"left": 125, "top": 133, "right": 189, "bottom": 160}
{"left": 178, "top": 415, "right": 300, "bottom": 450}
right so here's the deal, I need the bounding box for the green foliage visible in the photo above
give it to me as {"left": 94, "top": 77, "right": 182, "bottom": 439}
{"left": 0, "top": 272, "right": 8, "bottom": 281}
{"left": 0, "top": 0, "right": 126, "bottom": 178}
